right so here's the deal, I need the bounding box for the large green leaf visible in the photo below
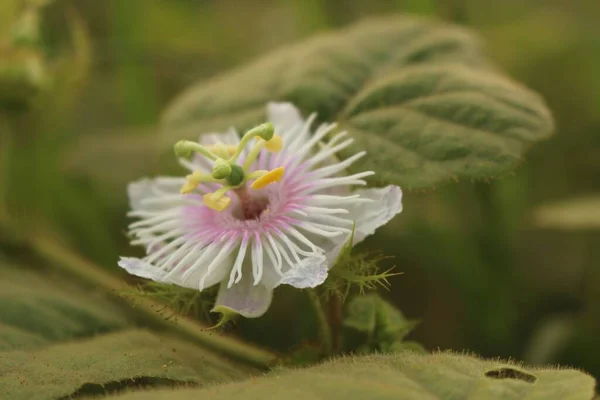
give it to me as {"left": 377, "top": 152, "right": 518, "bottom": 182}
{"left": 0, "top": 329, "right": 251, "bottom": 400}
{"left": 114, "top": 352, "right": 595, "bottom": 400}
{"left": 0, "top": 262, "right": 128, "bottom": 350}
{"left": 0, "top": 257, "right": 265, "bottom": 399}
{"left": 162, "top": 16, "right": 553, "bottom": 189}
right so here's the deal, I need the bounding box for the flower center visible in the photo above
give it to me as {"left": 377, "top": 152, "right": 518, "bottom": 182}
{"left": 172, "top": 122, "right": 286, "bottom": 212}
{"left": 232, "top": 185, "right": 269, "bottom": 220}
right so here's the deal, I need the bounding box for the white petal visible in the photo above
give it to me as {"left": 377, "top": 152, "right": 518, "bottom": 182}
{"left": 118, "top": 257, "right": 164, "bottom": 280}
{"left": 307, "top": 186, "right": 403, "bottom": 269}
{"left": 267, "top": 102, "right": 304, "bottom": 133}
{"left": 127, "top": 178, "right": 155, "bottom": 211}
{"left": 118, "top": 244, "right": 235, "bottom": 291}
{"left": 127, "top": 177, "right": 184, "bottom": 213}
{"left": 183, "top": 241, "right": 237, "bottom": 291}
{"left": 198, "top": 128, "right": 240, "bottom": 146}
{"left": 275, "top": 254, "right": 328, "bottom": 289}
{"left": 348, "top": 185, "right": 403, "bottom": 243}
{"left": 212, "top": 263, "right": 272, "bottom": 318}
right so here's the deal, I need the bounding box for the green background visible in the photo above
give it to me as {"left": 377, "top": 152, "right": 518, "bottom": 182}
{"left": 1, "top": 0, "right": 599, "bottom": 389}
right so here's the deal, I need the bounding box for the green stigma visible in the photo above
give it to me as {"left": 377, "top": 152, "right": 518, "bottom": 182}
{"left": 226, "top": 165, "right": 245, "bottom": 186}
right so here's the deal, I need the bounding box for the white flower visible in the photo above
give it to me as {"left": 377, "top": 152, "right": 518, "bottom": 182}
{"left": 118, "top": 102, "right": 402, "bottom": 318}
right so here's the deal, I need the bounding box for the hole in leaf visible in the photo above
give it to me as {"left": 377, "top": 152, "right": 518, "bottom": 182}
{"left": 485, "top": 368, "right": 537, "bottom": 383}
{"left": 58, "top": 376, "right": 198, "bottom": 399}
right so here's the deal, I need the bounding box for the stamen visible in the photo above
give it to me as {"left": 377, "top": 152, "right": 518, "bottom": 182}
{"left": 207, "top": 143, "right": 237, "bottom": 159}
{"left": 243, "top": 134, "right": 282, "bottom": 171}
{"left": 174, "top": 140, "right": 218, "bottom": 161}
{"left": 203, "top": 187, "right": 232, "bottom": 211}
{"left": 180, "top": 170, "right": 221, "bottom": 194}
{"left": 174, "top": 122, "right": 281, "bottom": 214}
{"left": 264, "top": 134, "right": 283, "bottom": 152}
{"left": 250, "top": 167, "right": 285, "bottom": 190}
{"left": 228, "top": 122, "right": 274, "bottom": 162}
{"left": 180, "top": 178, "right": 199, "bottom": 194}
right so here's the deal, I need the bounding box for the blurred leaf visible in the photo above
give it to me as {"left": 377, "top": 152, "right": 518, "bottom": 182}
{"left": 40, "top": 6, "right": 93, "bottom": 116}
{"left": 114, "top": 352, "right": 595, "bottom": 400}
{"left": 0, "top": 49, "right": 46, "bottom": 108}
{"left": 0, "top": 2, "right": 19, "bottom": 34}
{"left": 162, "top": 16, "right": 553, "bottom": 189}
{"left": 65, "top": 128, "right": 162, "bottom": 189}
{"left": 532, "top": 196, "right": 600, "bottom": 230}
{"left": 480, "top": 9, "right": 576, "bottom": 73}
{"left": 0, "top": 329, "right": 252, "bottom": 400}
{"left": 524, "top": 315, "right": 577, "bottom": 365}
{"left": 0, "top": 262, "right": 129, "bottom": 350}
{"left": 0, "top": 250, "right": 267, "bottom": 399}
{"left": 0, "top": 0, "right": 49, "bottom": 109}
{"left": 343, "top": 293, "right": 422, "bottom": 353}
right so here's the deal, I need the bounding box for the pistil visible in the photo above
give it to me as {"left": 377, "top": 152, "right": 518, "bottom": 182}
{"left": 173, "top": 121, "right": 286, "bottom": 212}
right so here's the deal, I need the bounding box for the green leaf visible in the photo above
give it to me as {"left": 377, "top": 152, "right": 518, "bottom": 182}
{"left": 0, "top": 262, "right": 129, "bottom": 350}
{"left": 532, "top": 195, "right": 600, "bottom": 230}
{"left": 65, "top": 128, "right": 162, "bottom": 190}
{"left": 0, "top": 329, "right": 251, "bottom": 400}
{"left": 162, "top": 16, "right": 553, "bottom": 189}
{"left": 0, "top": 255, "right": 267, "bottom": 399}
{"left": 343, "top": 294, "right": 422, "bottom": 353}
{"left": 112, "top": 352, "right": 596, "bottom": 400}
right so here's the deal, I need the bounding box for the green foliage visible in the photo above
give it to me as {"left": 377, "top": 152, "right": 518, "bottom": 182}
{"left": 113, "top": 352, "right": 595, "bottom": 400}
{"left": 532, "top": 196, "right": 600, "bottom": 230}
{"left": 343, "top": 293, "right": 423, "bottom": 354}
{"left": 0, "top": 2, "right": 48, "bottom": 108}
{"left": 162, "top": 16, "right": 553, "bottom": 189}
{"left": 0, "top": 329, "right": 252, "bottom": 400}
{"left": 0, "top": 254, "right": 265, "bottom": 399}
{"left": 126, "top": 282, "right": 217, "bottom": 322}
{"left": 0, "top": 262, "right": 129, "bottom": 350}
{"left": 323, "top": 224, "right": 399, "bottom": 300}
{"left": 325, "top": 250, "right": 398, "bottom": 300}
{"left": 2, "top": 0, "right": 600, "bottom": 397}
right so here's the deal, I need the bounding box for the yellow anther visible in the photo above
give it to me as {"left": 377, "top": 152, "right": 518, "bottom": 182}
{"left": 208, "top": 143, "right": 237, "bottom": 158}
{"left": 203, "top": 193, "right": 231, "bottom": 211}
{"left": 265, "top": 135, "right": 283, "bottom": 152}
{"left": 180, "top": 181, "right": 196, "bottom": 194}
{"left": 250, "top": 167, "right": 285, "bottom": 190}
{"left": 180, "top": 171, "right": 203, "bottom": 194}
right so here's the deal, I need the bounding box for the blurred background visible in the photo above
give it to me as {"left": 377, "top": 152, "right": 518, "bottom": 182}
{"left": 1, "top": 0, "right": 599, "bottom": 380}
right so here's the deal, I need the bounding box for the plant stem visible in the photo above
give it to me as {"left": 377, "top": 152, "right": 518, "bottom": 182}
{"left": 328, "top": 295, "right": 343, "bottom": 353}
{"left": 306, "top": 289, "right": 332, "bottom": 356}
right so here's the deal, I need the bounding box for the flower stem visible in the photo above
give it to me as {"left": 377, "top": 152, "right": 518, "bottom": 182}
{"left": 306, "top": 289, "right": 332, "bottom": 356}
{"left": 328, "top": 294, "right": 343, "bottom": 353}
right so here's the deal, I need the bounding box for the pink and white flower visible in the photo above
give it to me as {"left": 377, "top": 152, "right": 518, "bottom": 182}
{"left": 118, "top": 102, "right": 402, "bottom": 318}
